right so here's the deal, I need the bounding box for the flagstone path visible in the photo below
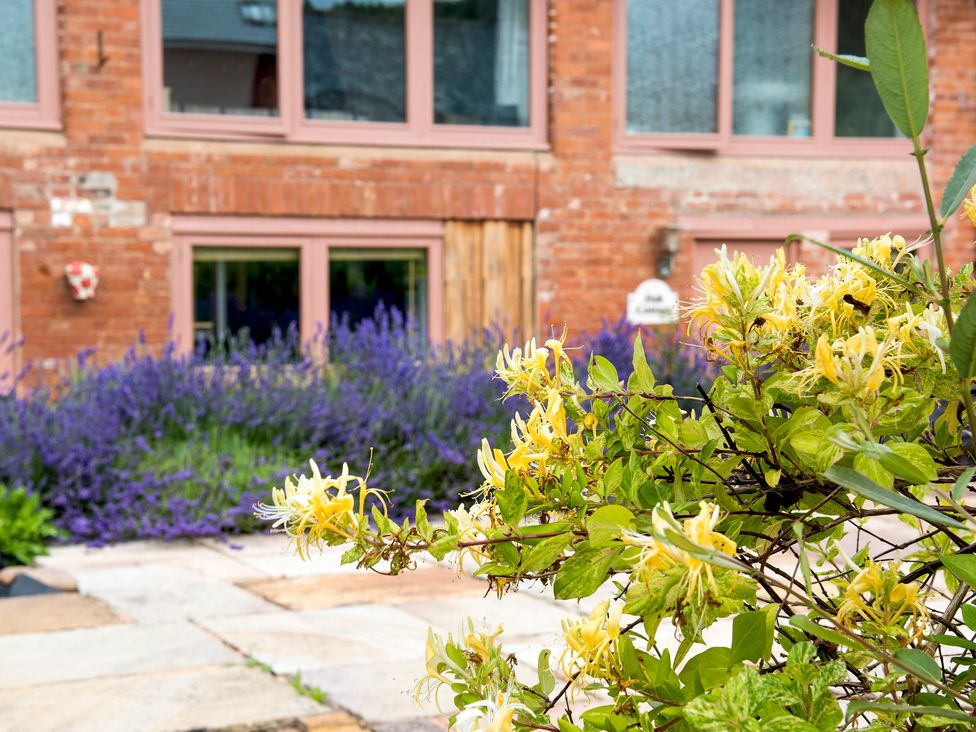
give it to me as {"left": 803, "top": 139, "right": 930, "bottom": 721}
{"left": 0, "top": 534, "right": 602, "bottom": 732}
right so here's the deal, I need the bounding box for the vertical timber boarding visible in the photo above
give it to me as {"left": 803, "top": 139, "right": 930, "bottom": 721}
{"left": 443, "top": 221, "right": 535, "bottom": 344}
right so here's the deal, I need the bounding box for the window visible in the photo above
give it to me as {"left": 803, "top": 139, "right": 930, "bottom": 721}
{"left": 193, "top": 248, "right": 299, "bottom": 348}
{"left": 143, "top": 0, "right": 547, "bottom": 149}
{"left": 0, "top": 0, "right": 59, "bottom": 130}
{"left": 330, "top": 248, "right": 428, "bottom": 333}
{"left": 162, "top": 0, "right": 279, "bottom": 118}
{"left": 616, "top": 0, "right": 922, "bottom": 154}
{"left": 172, "top": 218, "right": 444, "bottom": 351}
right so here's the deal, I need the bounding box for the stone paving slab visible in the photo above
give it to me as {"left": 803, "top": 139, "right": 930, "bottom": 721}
{"left": 0, "top": 665, "right": 325, "bottom": 732}
{"left": 39, "top": 540, "right": 265, "bottom": 582}
{"left": 397, "top": 593, "right": 577, "bottom": 642}
{"left": 0, "top": 593, "right": 125, "bottom": 636}
{"left": 199, "top": 604, "right": 433, "bottom": 675}
{"left": 0, "top": 621, "right": 241, "bottom": 689}
{"left": 75, "top": 565, "right": 283, "bottom": 623}
{"left": 299, "top": 656, "right": 436, "bottom": 724}
{"left": 243, "top": 565, "right": 486, "bottom": 611}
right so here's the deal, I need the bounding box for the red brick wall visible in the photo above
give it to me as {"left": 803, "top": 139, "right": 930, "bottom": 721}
{"left": 3, "top": 0, "right": 974, "bottom": 370}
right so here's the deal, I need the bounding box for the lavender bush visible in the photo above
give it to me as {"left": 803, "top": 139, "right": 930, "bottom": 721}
{"left": 0, "top": 311, "right": 714, "bottom": 544}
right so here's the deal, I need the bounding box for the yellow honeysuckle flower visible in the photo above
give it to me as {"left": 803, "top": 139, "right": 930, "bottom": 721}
{"left": 254, "top": 460, "right": 385, "bottom": 559}
{"left": 560, "top": 600, "right": 623, "bottom": 687}
{"left": 965, "top": 184, "right": 976, "bottom": 226}
{"left": 494, "top": 333, "right": 570, "bottom": 399}
{"left": 446, "top": 502, "right": 495, "bottom": 569}
{"left": 887, "top": 303, "right": 947, "bottom": 372}
{"left": 509, "top": 389, "right": 578, "bottom": 471}
{"left": 797, "top": 327, "right": 902, "bottom": 399}
{"left": 477, "top": 438, "right": 511, "bottom": 492}
{"left": 852, "top": 233, "right": 908, "bottom": 269}
{"left": 814, "top": 334, "right": 839, "bottom": 384}
{"left": 623, "top": 501, "right": 737, "bottom": 604}
{"left": 463, "top": 622, "right": 504, "bottom": 665}
{"left": 836, "top": 561, "right": 929, "bottom": 641}
{"left": 454, "top": 686, "right": 530, "bottom": 732}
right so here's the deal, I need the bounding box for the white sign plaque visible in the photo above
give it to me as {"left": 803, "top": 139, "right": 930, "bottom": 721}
{"left": 626, "top": 279, "right": 679, "bottom": 325}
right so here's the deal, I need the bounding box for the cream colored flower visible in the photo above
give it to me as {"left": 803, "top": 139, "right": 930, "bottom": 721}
{"left": 254, "top": 460, "right": 384, "bottom": 559}
{"left": 797, "top": 326, "right": 902, "bottom": 399}
{"left": 560, "top": 600, "right": 623, "bottom": 685}
{"left": 623, "top": 501, "right": 737, "bottom": 604}
{"left": 836, "top": 561, "right": 929, "bottom": 641}
{"left": 454, "top": 686, "right": 530, "bottom": 732}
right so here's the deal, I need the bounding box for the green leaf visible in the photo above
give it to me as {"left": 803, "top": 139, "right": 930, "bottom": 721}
{"left": 415, "top": 499, "right": 433, "bottom": 542}
{"left": 940, "top": 144, "right": 976, "bottom": 219}
{"left": 535, "top": 649, "right": 556, "bottom": 695}
{"left": 962, "top": 603, "right": 976, "bottom": 631}
{"left": 520, "top": 533, "right": 572, "bottom": 574}
{"left": 586, "top": 505, "right": 636, "bottom": 546}
{"left": 893, "top": 648, "right": 941, "bottom": 683}
{"left": 497, "top": 470, "right": 528, "bottom": 525}
{"left": 942, "top": 554, "right": 976, "bottom": 587}
{"left": 589, "top": 355, "right": 620, "bottom": 392}
{"left": 882, "top": 442, "right": 938, "bottom": 484}
{"left": 553, "top": 546, "right": 618, "bottom": 599}
{"left": 930, "top": 633, "right": 976, "bottom": 652}
{"left": 631, "top": 335, "right": 656, "bottom": 392}
{"left": 846, "top": 701, "right": 973, "bottom": 724}
{"left": 950, "top": 292, "right": 976, "bottom": 380}
{"left": 679, "top": 646, "right": 732, "bottom": 694}
{"left": 952, "top": 468, "right": 975, "bottom": 502}
{"left": 729, "top": 608, "right": 774, "bottom": 665}
{"left": 865, "top": 0, "right": 929, "bottom": 139}
{"left": 788, "top": 615, "right": 851, "bottom": 648}
{"left": 427, "top": 534, "right": 458, "bottom": 561}
{"left": 813, "top": 45, "right": 871, "bottom": 71}
{"left": 823, "top": 466, "right": 966, "bottom": 529}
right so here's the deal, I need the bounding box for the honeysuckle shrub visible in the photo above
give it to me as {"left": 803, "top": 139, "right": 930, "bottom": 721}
{"left": 258, "top": 2, "right": 976, "bottom": 729}
{"left": 0, "top": 310, "right": 709, "bottom": 545}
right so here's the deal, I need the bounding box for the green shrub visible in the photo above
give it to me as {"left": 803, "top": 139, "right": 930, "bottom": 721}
{"left": 0, "top": 485, "right": 61, "bottom": 566}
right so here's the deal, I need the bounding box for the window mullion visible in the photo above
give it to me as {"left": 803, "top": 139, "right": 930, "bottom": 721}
{"left": 716, "top": 0, "right": 735, "bottom": 142}
{"left": 407, "top": 0, "right": 434, "bottom": 138}
{"left": 278, "top": 0, "right": 301, "bottom": 139}
{"left": 812, "top": 0, "right": 838, "bottom": 144}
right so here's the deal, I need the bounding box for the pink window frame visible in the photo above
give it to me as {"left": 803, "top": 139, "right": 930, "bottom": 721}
{"left": 0, "top": 214, "right": 15, "bottom": 393}
{"left": 0, "top": 0, "right": 60, "bottom": 131}
{"left": 613, "top": 0, "right": 927, "bottom": 157}
{"left": 171, "top": 216, "right": 444, "bottom": 353}
{"left": 679, "top": 214, "right": 931, "bottom": 263}
{"left": 142, "top": 0, "right": 548, "bottom": 150}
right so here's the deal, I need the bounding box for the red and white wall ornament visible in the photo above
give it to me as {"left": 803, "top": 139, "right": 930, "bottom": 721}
{"left": 65, "top": 261, "right": 99, "bottom": 301}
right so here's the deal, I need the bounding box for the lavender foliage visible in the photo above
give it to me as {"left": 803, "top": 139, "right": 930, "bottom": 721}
{"left": 0, "top": 312, "right": 715, "bottom": 544}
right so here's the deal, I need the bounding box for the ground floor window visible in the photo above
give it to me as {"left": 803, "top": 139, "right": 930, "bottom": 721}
{"left": 192, "top": 247, "right": 300, "bottom": 348}
{"left": 172, "top": 218, "right": 444, "bottom": 352}
{"left": 329, "top": 248, "right": 427, "bottom": 333}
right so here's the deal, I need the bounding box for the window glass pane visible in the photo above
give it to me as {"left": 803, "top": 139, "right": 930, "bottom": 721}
{"left": 193, "top": 249, "right": 299, "bottom": 348}
{"left": 0, "top": 0, "right": 36, "bottom": 103}
{"left": 733, "top": 0, "right": 813, "bottom": 136}
{"left": 161, "top": 0, "right": 278, "bottom": 116}
{"left": 434, "top": 0, "right": 529, "bottom": 127}
{"left": 626, "top": 0, "right": 718, "bottom": 134}
{"left": 835, "top": 0, "right": 899, "bottom": 137}
{"left": 329, "top": 249, "right": 427, "bottom": 332}
{"left": 304, "top": 0, "right": 406, "bottom": 122}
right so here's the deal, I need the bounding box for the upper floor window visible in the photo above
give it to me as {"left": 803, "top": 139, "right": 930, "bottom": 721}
{"left": 616, "top": 0, "right": 918, "bottom": 154}
{"left": 144, "top": 0, "right": 547, "bottom": 150}
{"left": 0, "top": 0, "right": 59, "bottom": 130}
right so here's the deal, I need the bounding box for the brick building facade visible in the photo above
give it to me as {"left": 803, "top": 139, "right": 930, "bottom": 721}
{"left": 0, "top": 0, "right": 973, "bottom": 381}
